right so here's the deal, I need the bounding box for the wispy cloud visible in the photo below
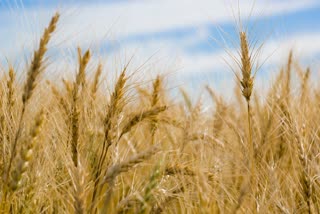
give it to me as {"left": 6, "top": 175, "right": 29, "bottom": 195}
{"left": 1, "top": 0, "right": 319, "bottom": 44}
{"left": 0, "top": 0, "right": 319, "bottom": 90}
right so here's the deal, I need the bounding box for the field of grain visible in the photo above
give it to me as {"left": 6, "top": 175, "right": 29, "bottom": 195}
{"left": 0, "top": 12, "right": 319, "bottom": 214}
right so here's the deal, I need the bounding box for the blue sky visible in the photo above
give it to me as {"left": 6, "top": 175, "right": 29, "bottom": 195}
{"left": 0, "top": 0, "right": 320, "bottom": 96}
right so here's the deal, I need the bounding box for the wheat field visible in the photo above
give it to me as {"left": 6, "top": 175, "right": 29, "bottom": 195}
{"left": 0, "top": 11, "right": 319, "bottom": 214}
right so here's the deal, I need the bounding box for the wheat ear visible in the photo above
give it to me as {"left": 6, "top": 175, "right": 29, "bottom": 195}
{"left": 150, "top": 75, "right": 162, "bottom": 139}
{"left": 119, "top": 106, "right": 167, "bottom": 139}
{"left": 48, "top": 81, "right": 69, "bottom": 115}
{"left": 9, "top": 110, "right": 44, "bottom": 191}
{"left": 103, "top": 146, "right": 158, "bottom": 180}
{"left": 22, "top": 13, "right": 59, "bottom": 104}
{"left": 6, "top": 66, "right": 16, "bottom": 114}
{"left": 91, "top": 63, "right": 102, "bottom": 101}
{"left": 71, "top": 48, "right": 91, "bottom": 167}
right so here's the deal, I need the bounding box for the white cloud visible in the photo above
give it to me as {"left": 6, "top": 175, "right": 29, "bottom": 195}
{"left": 262, "top": 33, "right": 320, "bottom": 66}
{"left": 1, "top": 0, "right": 319, "bottom": 53}
{"left": 180, "top": 31, "right": 320, "bottom": 73}
{"left": 119, "top": 30, "right": 320, "bottom": 76}
{"left": 1, "top": 0, "right": 320, "bottom": 87}
{"left": 60, "top": 0, "right": 319, "bottom": 38}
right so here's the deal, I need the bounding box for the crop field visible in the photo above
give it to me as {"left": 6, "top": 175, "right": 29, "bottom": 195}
{"left": 0, "top": 2, "right": 320, "bottom": 214}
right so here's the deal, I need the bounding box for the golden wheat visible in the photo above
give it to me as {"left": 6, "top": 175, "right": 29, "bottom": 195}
{"left": 0, "top": 11, "right": 319, "bottom": 214}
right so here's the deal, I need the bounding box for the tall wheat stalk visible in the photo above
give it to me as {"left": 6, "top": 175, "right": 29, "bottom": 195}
{"left": 4, "top": 12, "right": 59, "bottom": 190}
{"left": 239, "top": 31, "right": 256, "bottom": 202}
{"left": 91, "top": 66, "right": 128, "bottom": 207}
{"left": 71, "top": 48, "right": 91, "bottom": 167}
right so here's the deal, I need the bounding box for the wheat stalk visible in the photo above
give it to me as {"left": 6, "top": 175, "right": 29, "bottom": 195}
{"left": 5, "top": 12, "right": 59, "bottom": 187}
{"left": 91, "top": 65, "right": 129, "bottom": 207}
{"left": 71, "top": 48, "right": 91, "bottom": 167}
{"left": 239, "top": 32, "right": 256, "bottom": 192}
{"left": 137, "top": 164, "right": 161, "bottom": 214}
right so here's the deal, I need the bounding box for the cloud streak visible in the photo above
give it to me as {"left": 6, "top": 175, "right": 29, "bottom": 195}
{"left": 0, "top": 0, "right": 319, "bottom": 87}
{"left": 1, "top": 0, "right": 319, "bottom": 44}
